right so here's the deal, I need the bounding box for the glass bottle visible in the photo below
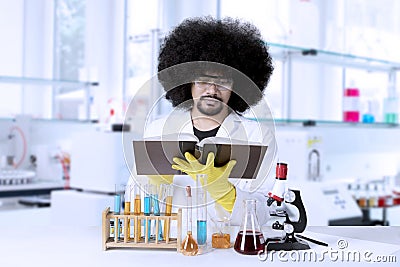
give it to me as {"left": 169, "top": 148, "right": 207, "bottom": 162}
{"left": 368, "top": 183, "right": 378, "bottom": 207}
{"left": 358, "top": 183, "right": 367, "bottom": 208}
{"left": 343, "top": 87, "right": 360, "bottom": 122}
{"left": 234, "top": 199, "right": 265, "bottom": 255}
{"left": 383, "top": 85, "right": 398, "bottom": 124}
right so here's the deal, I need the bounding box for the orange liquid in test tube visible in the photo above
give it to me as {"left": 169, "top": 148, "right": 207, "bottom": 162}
{"left": 164, "top": 195, "right": 173, "bottom": 240}
{"left": 134, "top": 195, "right": 141, "bottom": 240}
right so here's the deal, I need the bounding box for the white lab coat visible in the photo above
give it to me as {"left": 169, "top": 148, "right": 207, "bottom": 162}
{"left": 142, "top": 109, "right": 277, "bottom": 226}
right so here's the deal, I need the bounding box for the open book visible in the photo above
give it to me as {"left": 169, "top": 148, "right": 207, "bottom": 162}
{"left": 132, "top": 133, "right": 268, "bottom": 178}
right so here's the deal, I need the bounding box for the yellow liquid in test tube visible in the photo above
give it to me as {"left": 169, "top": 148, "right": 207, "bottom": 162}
{"left": 124, "top": 202, "right": 131, "bottom": 240}
{"left": 134, "top": 196, "right": 141, "bottom": 240}
{"left": 163, "top": 195, "right": 173, "bottom": 240}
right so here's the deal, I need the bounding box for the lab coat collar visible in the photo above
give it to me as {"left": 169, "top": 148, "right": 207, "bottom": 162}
{"left": 178, "top": 110, "right": 243, "bottom": 138}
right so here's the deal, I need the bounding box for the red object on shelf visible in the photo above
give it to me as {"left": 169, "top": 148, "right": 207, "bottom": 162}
{"left": 378, "top": 196, "right": 386, "bottom": 207}
{"left": 393, "top": 189, "right": 400, "bottom": 205}
{"left": 343, "top": 88, "right": 360, "bottom": 122}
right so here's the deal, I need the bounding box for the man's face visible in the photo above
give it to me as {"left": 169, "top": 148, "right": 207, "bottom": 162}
{"left": 191, "top": 74, "right": 233, "bottom": 116}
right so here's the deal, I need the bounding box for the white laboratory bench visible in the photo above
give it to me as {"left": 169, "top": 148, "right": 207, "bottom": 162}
{"left": 0, "top": 208, "right": 399, "bottom": 267}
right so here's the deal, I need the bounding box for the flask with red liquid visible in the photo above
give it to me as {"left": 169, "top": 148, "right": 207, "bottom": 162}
{"left": 234, "top": 199, "right": 265, "bottom": 255}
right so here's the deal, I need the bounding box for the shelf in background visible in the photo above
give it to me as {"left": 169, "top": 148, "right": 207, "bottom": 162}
{"left": 276, "top": 119, "right": 399, "bottom": 128}
{"left": 252, "top": 118, "right": 400, "bottom": 128}
{"left": 0, "top": 76, "right": 99, "bottom": 88}
{"left": 268, "top": 42, "right": 400, "bottom": 72}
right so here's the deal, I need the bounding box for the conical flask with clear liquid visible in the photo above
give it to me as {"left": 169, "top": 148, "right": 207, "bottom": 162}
{"left": 234, "top": 199, "right": 265, "bottom": 255}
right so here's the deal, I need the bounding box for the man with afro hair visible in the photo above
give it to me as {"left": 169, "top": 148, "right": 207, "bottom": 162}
{"left": 144, "top": 16, "right": 276, "bottom": 225}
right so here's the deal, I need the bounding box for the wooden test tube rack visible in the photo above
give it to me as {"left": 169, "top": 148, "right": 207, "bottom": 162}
{"left": 102, "top": 207, "right": 182, "bottom": 251}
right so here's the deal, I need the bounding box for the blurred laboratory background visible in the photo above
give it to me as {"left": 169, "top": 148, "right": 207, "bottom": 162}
{"left": 0, "top": 0, "right": 400, "bottom": 227}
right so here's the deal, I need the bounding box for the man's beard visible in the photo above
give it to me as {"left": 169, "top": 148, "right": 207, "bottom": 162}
{"left": 196, "top": 95, "right": 224, "bottom": 116}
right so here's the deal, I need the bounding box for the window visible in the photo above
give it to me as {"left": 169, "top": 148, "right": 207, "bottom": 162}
{"left": 53, "top": 0, "right": 87, "bottom": 119}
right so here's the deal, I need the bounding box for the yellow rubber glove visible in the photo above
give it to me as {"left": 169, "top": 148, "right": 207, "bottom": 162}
{"left": 172, "top": 152, "right": 237, "bottom": 212}
{"left": 147, "top": 175, "right": 174, "bottom": 186}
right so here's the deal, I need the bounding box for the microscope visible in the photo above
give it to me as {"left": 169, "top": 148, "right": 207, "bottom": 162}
{"left": 265, "top": 163, "right": 310, "bottom": 251}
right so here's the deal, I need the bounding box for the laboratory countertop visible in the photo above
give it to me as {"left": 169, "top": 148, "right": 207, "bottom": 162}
{"left": 0, "top": 208, "right": 399, "bottom": 267}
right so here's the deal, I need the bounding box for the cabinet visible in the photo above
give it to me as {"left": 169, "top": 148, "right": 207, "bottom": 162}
{"left": 0, "top": 76, "right": 99, "bottom": 121}
{"left": 267, "top": 42, "right": 400, "bottom": 127}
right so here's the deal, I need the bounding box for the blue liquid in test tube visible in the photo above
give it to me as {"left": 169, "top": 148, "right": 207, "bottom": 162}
{"left": 144, "top": 195, "right": 151, "bottom": 240}
{"left": 196, "top": 174, "right": 207, "bottom": 247}
{"left": 197, "top": 220, "right": 207, "bottom": 245}
{"left": 114, "top": 193, "right": 121, "bottom": 240}
{"left": 144, "top": 196, "right": 151, "bottom": 215}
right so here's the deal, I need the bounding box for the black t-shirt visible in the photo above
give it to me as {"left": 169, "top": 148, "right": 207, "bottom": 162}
{"left": 193, "top": 126, "right": 220, "bottom": 142}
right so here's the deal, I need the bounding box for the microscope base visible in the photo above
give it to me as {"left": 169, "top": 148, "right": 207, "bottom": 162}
{"left": 265, "top": 237, "right": 310, "bottom": 251}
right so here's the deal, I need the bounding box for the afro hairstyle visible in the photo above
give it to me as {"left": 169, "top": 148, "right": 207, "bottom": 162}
{"left": 157, "top": 16, "right": 274, "bottom": 113}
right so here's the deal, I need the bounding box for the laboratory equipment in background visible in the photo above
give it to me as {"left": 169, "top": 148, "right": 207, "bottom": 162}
{"left": 347, "top": 177, "right": 400, "bottom": 226}
{"left": 51, "top": 130, "right": 136, "bottom": 226}
{"left": 234, "top": 199, "right": 265, "bottom": 255}
{"left": 343, "top": 87, "right": 360, "bottom": 122}
{"left": 299, "top": 181, "right": 363, "bottom": 226}
{"left": 0, "top": 116, "right": 64, "bottom": 209}
{"left": 275, "top": 129, "right": 324, "bottom": 182}
{"left": 383, "top": 91, "right": 399, "bottom": 124}
{"left": 361, "top": 100, "right": 376, "bottom": 123}
{"left": 181, "top": 186, "right": 198, "bottom": 256}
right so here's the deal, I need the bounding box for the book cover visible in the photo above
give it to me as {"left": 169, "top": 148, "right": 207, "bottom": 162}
{"left": 133, "top": 133, "right": 267, "bottom": 178}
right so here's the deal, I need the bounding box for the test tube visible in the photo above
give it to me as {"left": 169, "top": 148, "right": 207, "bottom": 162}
{"left": 114, "top": 185, "right": 121, "bottom": 214}
{"left": 133, "top": 183, "right": 142, "bottom": 241}
{"left": 152, "top": 185, "right": 163, "bottom": 241}
{"left": 114, "top": 185, "right": 121, "bottom": 241}
{"left": 196, "top": 174, "right": 207, "bottom": 246}
{"left": 161, "top": 184, "right": 174, "bottom": 241}
{"left": 124, "top": 184, "right": 132, "bottom": 241}
{"left": 144, "top": 184, "right": 152, "bottom": 241}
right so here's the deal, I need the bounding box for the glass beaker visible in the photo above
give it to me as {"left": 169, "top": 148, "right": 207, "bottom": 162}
{"left": 234, "top": 199, "right": 265, "bottom": 255}
{"left": 212, "top": 217, "right": 231, "bottom": 249}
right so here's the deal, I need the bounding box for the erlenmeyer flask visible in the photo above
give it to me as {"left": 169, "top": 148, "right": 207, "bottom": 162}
{"left": 234, "top": 199, "right": 265, "bottom": 255}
